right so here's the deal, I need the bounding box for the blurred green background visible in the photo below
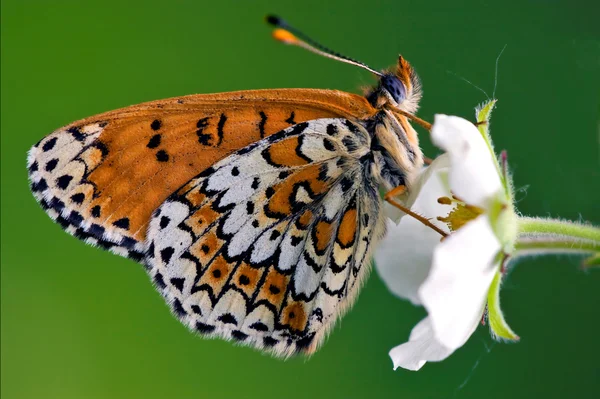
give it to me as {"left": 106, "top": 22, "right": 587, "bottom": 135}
{"left": 2, "top": 0, "right": 599, "bottom": 398}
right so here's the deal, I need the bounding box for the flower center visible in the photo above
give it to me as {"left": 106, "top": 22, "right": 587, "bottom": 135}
{"left": 436, "top": 196, "right": 484, "bottom": 232}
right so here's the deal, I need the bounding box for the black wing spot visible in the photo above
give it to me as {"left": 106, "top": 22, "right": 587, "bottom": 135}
{"left": 45, "top": 158, "right": 59, "bottom": 172}
{"left": 156, "top": 150, "right": 169, "bottom": 162}
{"left": 196, "top": 322, "right": 215, "bottom": 333}
{"left": 251, "top": 177, "right": 260, "bottom": 189}
{"left": 231, "top": 330, "right": 248, "bottom": 341}
{"left": 67, "top": 126, "right": 85, "bottom": 141}
{"left": 68, "top": 211, "right": 83, "bottom": 226}
{"left": 172, "top": 298, "right": 187, "bottom": 317}
{"left": 31, "top": 178, "right": 48, "bottom": 192}
{"left": 150, "top": 119, "right": 162, "bottom": 131}
{"left": 258, "top": 111, "right": 267, "bottom": 138}
{"left": 285, "top": 111, "right": 296, "bottom": 124}
{"left": 340, "top": 177, "right": 353, "bottom": 193}
{"left": 217, "top": 113, "right": 227, "bottom": 146}
{"left": 154, "top": 272, "right": 166, "bottom": 289}
{"left": 265, "top": 187, "right": 275, "bottom": 198}
{"left": 269, "top": 284, "right": 281, "bottom": 294}
{"left": 147, "top": 134, "right": 161, "bottom": 148}
{"left": 246, "top": 201, "right": 255, "bottom": 214}
{"left": 318, "top": 163, "right": 329, "bottom": 181}
{"left": 191, "top": 305, "right": 202, "bottom": 315}
{"left": 239, "top": 275, "right": 250, "bottom": 285}
{"left": 278, "top": 171, "right": 290, "bottom": 179}
{"left": 170, "top": 277, "right": 185, "bottom": 292}
{"left": 112, "top": 217, "right": 130, "bottom": 230}
{"left": 91, "top": 205, "right": 101, "bottom": 218}
{"left": 249, "top": 322, "right": 269, "bottom": 332}
{"left": 251, "top": 220, "right": 259, "bottom": 228}
{"left": 160, "top": 247, "right": 175, "bottom": 263}
{"left": 159, "top": 216, "right": 171, "bottom": 229}
{"left": 197, "top": 133, "right": 212, "bottom": 146}
{"left": 269, "top": 230, "right": 281, "bottom": 241}
{"left": 196, "top": 117, "right": 211, "bottom": 145}
{"left": 56, "top": 175, "right": 73, "bottom": 190}
{"left": 342, "top": 136, "right": 358, "bottom": 152}
{"left": 217, "top": 313, "right": 238, "bottom": 326}
{"left": 326, "top": 124, "right": 338, "bottom": 136}
{"left": 295, "top": 334, "right": 315, "bottom": 351}
{"left": 42, "top": 137, "right": 57, "bottom": 152}
{"left": 231, "top": 166, "right": 239, "bottom": 176}
{"left": 343, "top": 120, "right": 361, "bottom": 134}
{"left": 197, "top": 118, "right": 209, "bottom": 128}
{"left": 89, "top": 223, "right": 105, "bottom": 237}
{"left": 323, "top": 138, "right": 335, "bottom": 151}
{"left": 70, "top": 193, "right": 85, "bottom": 204}
{"left": 290, "top": 236, "right": 303, "bottom": 247}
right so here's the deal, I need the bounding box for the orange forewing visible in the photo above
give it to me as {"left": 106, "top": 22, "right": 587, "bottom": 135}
{"left": 67, "top": 89, "right": 377, "bottom": 241}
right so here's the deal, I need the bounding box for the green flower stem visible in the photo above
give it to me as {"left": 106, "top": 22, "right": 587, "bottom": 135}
{"left": 515, "top": 237, "right": 600, "bottom": 254}
{"left": 518, "top": 217, "right": 600, "bottom": 243}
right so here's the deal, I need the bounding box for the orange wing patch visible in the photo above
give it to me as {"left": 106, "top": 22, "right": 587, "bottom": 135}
{"left": 230, "top": 262, "right": 264, "bottom": 297}
{"left": 314, "top": 220, "right": 335, "bottom": 255}
{"left": 256, "top": 268, "right": 289, "bottom": 307}
{"left": 336, "top": 207, "right": 357, "bottom": 248}
{"left": 266, "top": 163, "right": 329, "bottom": 218}
{"left": 197, "top": 255, "right": 233, "bottom": 298}
{"left": 189, "top": 230, "right": 223, "bottom": 266}
{"left": 263, "top": 136, "right": 311, "bottom": 167}
{"left": 183, "top": 201, "right": 220, "bottom": 237}
{"left": 281, "top": 301, "right": 308, "bottom": 332}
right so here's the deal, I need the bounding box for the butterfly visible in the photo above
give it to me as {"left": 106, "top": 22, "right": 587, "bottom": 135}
{"left": 27, "top": 15, "right": 429, "bottom": 357}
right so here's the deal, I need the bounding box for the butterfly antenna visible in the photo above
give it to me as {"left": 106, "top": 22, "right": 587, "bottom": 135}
{"left": 266, "top": 15, "right": 383, "bottom": 77}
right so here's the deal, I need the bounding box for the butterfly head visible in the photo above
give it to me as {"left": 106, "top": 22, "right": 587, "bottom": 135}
{"left": 367, "top": 56, "right": 422, "bottom": 114}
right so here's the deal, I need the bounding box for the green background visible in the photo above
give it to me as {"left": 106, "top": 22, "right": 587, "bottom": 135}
{"left": 2, "top": 0, "right": 599, "bottom": 398}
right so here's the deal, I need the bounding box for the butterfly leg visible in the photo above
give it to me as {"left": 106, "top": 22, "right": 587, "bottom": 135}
{"left": 383, "top": 184, "right": 406, "bottom": 201}
{"left": 384, "top": 186, "right": 447, "bottom": 238}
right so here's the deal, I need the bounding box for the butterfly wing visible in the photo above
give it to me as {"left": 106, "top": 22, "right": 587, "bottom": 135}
{"left": 146, "top": 118, "right": 386, "bottom": 356}
{"left": 27, "top": 89, "right": 376, "bottom": 260}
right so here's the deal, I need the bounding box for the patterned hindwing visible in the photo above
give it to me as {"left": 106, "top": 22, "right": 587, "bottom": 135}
{"left": 145, "top": 118, "right": 386, "bottom": 357}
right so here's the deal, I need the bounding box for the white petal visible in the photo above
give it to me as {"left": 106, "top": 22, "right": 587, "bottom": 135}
{"left": 430, "top": 115, "right": 503, "bottom": 208}
{"left": 404, "top": 154, "right": 451, "bottom": 210}
{"left": 375, "top": 219, "right": 438, "bottom": 305}
{"left": 376, "top": 157, "right": 451, "bottom": 305}
{"left": 389, "top": 317, "right": 455, "bottom": 371}
{"left": 382, "top": 155, "right": 451, "bottom": 221}
{"left": 419, "top": 215, "right": 501, "bottom": 350}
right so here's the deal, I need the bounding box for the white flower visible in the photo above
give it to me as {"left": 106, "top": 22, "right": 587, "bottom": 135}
{"left": 376, "top": 102, "right": 519, "bottom": 371}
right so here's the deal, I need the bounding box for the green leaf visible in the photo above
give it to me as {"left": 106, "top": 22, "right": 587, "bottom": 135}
{"left": 487, "top": 269, "right": 519, "bottom": 342}
{"left": 475, "top": 99, "right": 497, "bottom": 146}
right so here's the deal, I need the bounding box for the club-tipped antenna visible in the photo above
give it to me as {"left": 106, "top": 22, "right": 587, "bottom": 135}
{"left": 266, "top": 15, "right": 383, "bottom": 77}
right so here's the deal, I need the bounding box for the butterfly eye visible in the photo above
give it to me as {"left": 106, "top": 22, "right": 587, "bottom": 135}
{"left": 380, "top": 74, "right": 407, "bottom": 104}
{"left": 366, "top": 74, "right": 408, "bottom": 108}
